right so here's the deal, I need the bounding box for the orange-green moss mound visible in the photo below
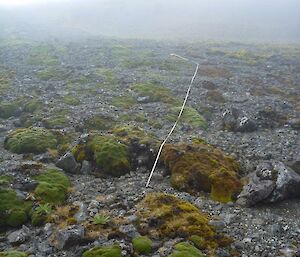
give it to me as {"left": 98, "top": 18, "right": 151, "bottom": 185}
{"left": 163, "top": 142, "right": 242, "bottom": 203}
{"left": 136, "top": 193, "right": 228, "bottom": 251}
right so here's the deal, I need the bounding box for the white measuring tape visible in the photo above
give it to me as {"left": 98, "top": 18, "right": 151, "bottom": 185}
{"left": 145, "top": 53, "right": 199, "bottom": 187}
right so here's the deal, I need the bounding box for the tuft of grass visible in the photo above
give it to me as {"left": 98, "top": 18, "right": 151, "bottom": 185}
{"left": 92, "top": 214, "right": 110, "bottom": 225}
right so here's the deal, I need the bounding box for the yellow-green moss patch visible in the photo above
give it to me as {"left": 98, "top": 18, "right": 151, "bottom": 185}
{"left": 111, "top": 93, "right": 136, "bottom": 109}
{"left": 163, "top": 143, "right": 242, "bottom": 203}
{"left": 4, "top": 128, "right": 57, "bottom": 154}
{"left": 167, "top": 106, "right": 207, "bottom": 129}
{"left": 168, "top": 242, "right": 204, "bottom": 257}
{"left": 132, "top": 236, "right": 153, "bottom": 254}
{"left": 137, "top": 193, "right": 219, "bottom": 250}
{"left": 0, "top": 251, "right": 28, "bottom": 257}
{"left": 131, "top": 83, "right": 177, "bottom": 104}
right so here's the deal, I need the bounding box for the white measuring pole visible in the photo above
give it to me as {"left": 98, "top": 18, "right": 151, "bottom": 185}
{"left": 145, "top": 54, "right": 199, "bottom": 187}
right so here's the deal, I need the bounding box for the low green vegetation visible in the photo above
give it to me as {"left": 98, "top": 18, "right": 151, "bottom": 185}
{"left": 36, "top": 68, "right": 67, "bottom": 81}
{"left": 94, "top": 68, "right": 117, "bottom": 84}
{"left": 31, "top": 203, "right": 52, "bottom": 226}
{"left": 163, "top": 142, "right": 242, "bottom": 203}
{"left": 137, "top": 193, "right": 228, "bottom": 251}
{"left": 0, "top": 101, "right": 20, "bottom": 119}
{"left": 82, "top": 245, "right": 122, "bottom": 257}
{"left": 27, "top": 44, "right": 59, "bottom": 66}
{"left": 0, "top": 251, "right": 28, "bottom": 257}
{"left": 62, "top": 95, "right": 81, "bottom": 106}
{"left": 0, "top": 175, "right": 13, "bottom": 185}
{"left": 0, "top": 70, "right": 13, "bottom": 95}
{"left": 34, "top": 169, "right": 71, "bottom": 205}
{"left": 0, "top": 189, "right": 31, "bottom": 228}
{"left": 83, "top": 116, "right": 115, "bottom": 131}
{"left": 92, "top": 214, "right": 110, "bottom": 225}
{"left": 168, "top": 106, "right": 208, "bottom": 129}
{"left": 88, "top": 135, "right": 130, "bottom": 177}
{"left": 168, "top": 242, "right": 204, "bottom": 257}
{"left": 111, "top": 93, "right": 136, "bottom": 109}
{"left": 131, "top": 83, "right": 177, "bottom": 104}
{"left": 43, "top": 115, "right": 69, "bottom": 129}
{"left": 132, "top": 236, "right": 153, "bottom": 255}
{"left": 4, "top": 128, "right": 57, "bottom": 154}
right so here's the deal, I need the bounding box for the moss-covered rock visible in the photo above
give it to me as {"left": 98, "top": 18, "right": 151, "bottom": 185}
{"left": 163, "top": 143, "right": 242, "bottom": 203}
{"left": 132, "top": 236, "right": 153, "bottom": 254}
{"left": 82, "top": 245, "right": 122, "bottom": 257}
{"left": 0, "top": 189, "right": 31, "bottom": 228}
{"left": 0, "top": 251, "right": 28, "bottom": 257}
{"left": 4, "top": 128, "right": 57, "bottom": 154}
{"left": 88, "top": 135, "right": 130, "bottom": 177}
{"left": 168, "top": 242, "right": 204, "bottom": 257}
{"left": 23, "top": 99, "right": 43, "bottom": 113}
{"left": 71, "top": 126, "right": 158, "bottom": 176}
{"left": 167, "top": 106, "right": 208, "bottom": 129}
{"left": 34, "top": 169, "right": 70, "bottom": 205}
{"left": 137, "top": 193, "right": 221, "bottom": 250}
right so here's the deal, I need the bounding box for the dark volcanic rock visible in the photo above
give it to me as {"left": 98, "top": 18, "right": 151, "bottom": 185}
{"left": 56, "top": 152, "right": 81, "bottom": 174}
{"left": 237, "top": 161, "right": 300, "bottom": 206}
{"left": 53, "top": 226, "right": 85, "bottom": 250}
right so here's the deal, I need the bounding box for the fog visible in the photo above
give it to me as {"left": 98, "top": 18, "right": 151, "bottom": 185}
{"left": 0, "top": 0, "right": 300, "bottom": 43}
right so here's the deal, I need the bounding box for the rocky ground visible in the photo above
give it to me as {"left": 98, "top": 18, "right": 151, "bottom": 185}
{"left": 0, "top": 37, "right": 299, "bottom": 257}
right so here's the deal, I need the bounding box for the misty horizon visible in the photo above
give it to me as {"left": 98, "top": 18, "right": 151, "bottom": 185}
{"left": 0, "top": 0, "right": 300, "bottom": 43}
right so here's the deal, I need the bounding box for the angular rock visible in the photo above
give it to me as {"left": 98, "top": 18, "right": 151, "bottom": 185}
{"left": 56, "top": 152, "right": 81, "bottom": 174}
{"left": 8, "top": 225, "right": 30, "bottom": 245}
{"left": 54, "top": 226, "right": 85, "bottom": 250}
{"left": 237, "top": 161, "right": 300, "bottom": 206}
{"left": 74, "top": 202, "right": 89, "bottom": 223}
{"left": 222, "top": 108, "right": 257, "bottom": 133}
{"left": 80, "top": 160, "right": 92, "bottom": 174}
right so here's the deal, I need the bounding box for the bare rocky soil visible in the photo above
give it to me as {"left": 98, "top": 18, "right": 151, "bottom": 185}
{"left": 0, "top": 38, "right": 299, "bottom": 257}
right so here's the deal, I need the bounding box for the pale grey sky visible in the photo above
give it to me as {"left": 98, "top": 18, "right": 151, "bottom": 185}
{"left": 0, "top": 0, "right": 299, "bottom": 42}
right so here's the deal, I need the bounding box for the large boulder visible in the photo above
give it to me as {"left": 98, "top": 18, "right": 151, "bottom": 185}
{"left": 222, "top": 108, "right": 257, "bottom": 132}
{"left": 237, "top": 161, "right": 300, "bottom": 206}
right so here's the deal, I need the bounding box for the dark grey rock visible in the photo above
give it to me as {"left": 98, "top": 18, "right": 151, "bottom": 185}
{"left": 8, "top": 225, "right": 30, "bottom": 245}
{"left": 80, "top": 160, "right": 92, "bottom": 174}
{"left": 236, "top": 116, "right": 257, "bottom": 132}
{"left": 237, "top": 161, "right": 300, "bottom": 206}
{"left": 119, "top": 224, "right": 140, "bottom": 238}
{"left": 56, "top": 152, "right": 81, "bottom": 174}
{"left": 54, "top": 226, "right": 85, "bottom": 250}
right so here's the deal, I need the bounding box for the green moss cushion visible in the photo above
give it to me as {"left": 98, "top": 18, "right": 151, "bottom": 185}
{"left": 34, "top": 169, "right": 70, "bottom": 205}
{"left": 4, "top": 128, "right": 57, "bottom": 154}
{"left": 82, "top": 245, "right": 122, "bottom": 257}
{"left": 0, "top": 189, "right": 31, "bottom": 228}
